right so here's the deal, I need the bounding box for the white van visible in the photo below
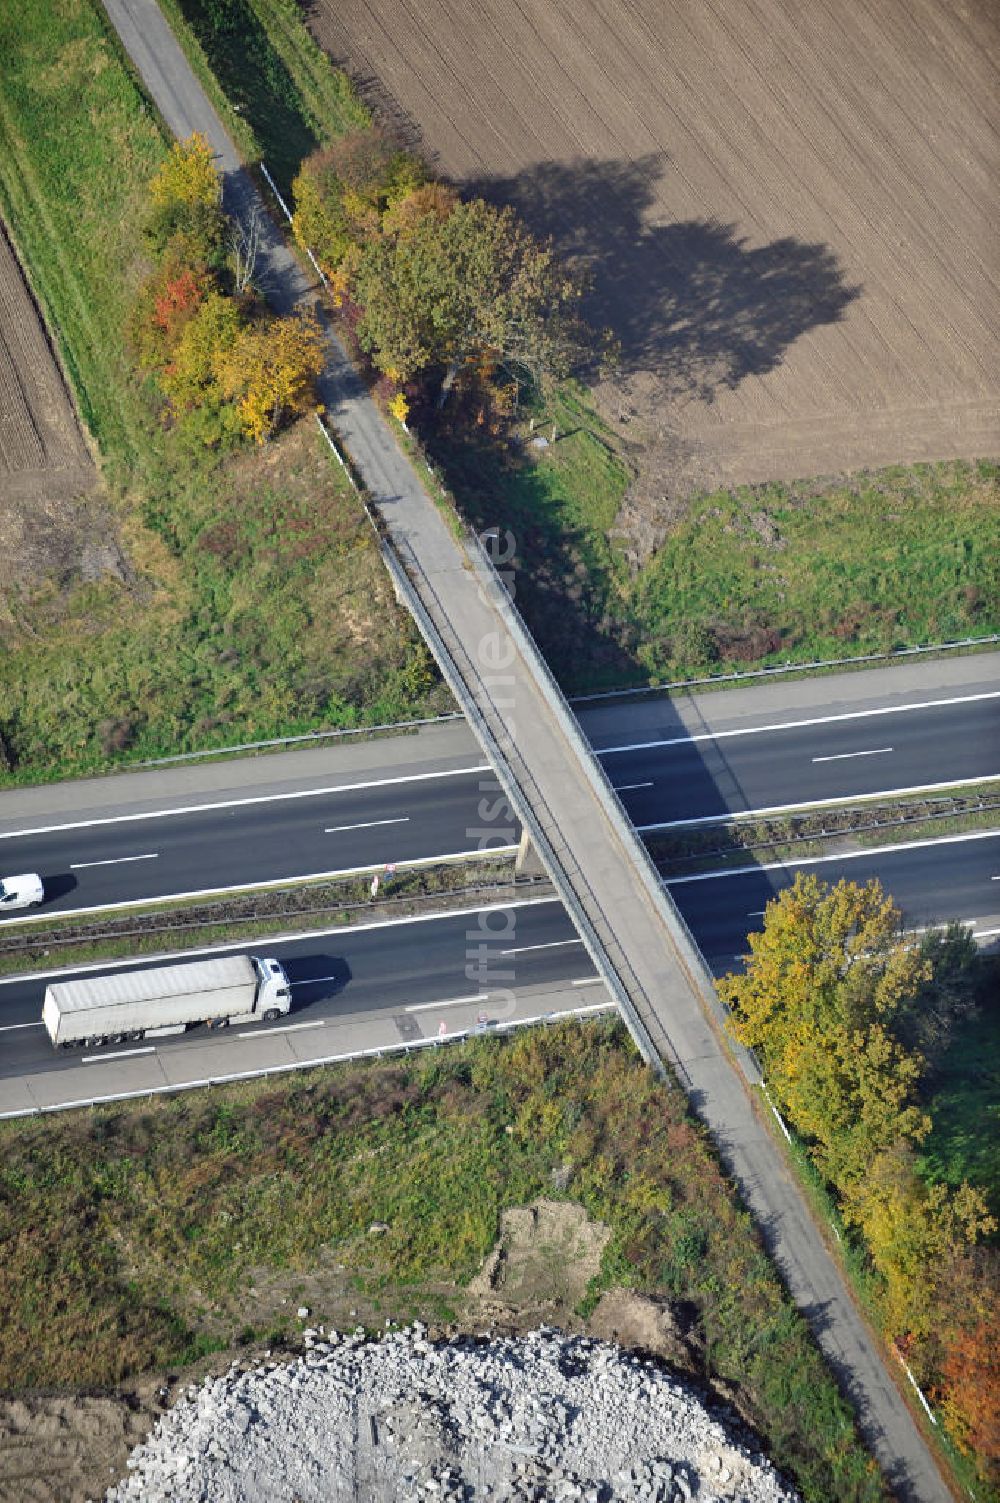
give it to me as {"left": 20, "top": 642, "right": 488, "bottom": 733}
{"left": 0, "top": 873, "right": 44, "bottom": 910}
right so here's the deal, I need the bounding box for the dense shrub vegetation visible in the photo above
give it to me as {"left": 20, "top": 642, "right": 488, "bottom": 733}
{"left": 0, "top": 0, "right": 441, "bottom": 783}
{"left": 129, "top": 133, "right": 324, "bottom": 446}
{"left": 721, "top": 877, "right": 1000, "bottom": 1483}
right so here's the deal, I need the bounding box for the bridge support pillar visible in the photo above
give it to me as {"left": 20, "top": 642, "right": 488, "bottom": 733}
{"left": 514, "top": 827, "right": 546, "bottom": 879}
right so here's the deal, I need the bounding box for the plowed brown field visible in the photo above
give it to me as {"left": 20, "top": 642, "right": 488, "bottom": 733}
{"left": 0, "top": 216, "right": 105, "bottom": 623}
{"left": 0, "top": 217, "right": 93, "bottom": 498}
{"left": 308, "top": 0, "right": 1000, "bottom": 509}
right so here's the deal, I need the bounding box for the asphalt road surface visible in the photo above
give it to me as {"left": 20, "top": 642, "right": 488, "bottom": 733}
{"left": 1, "top": 681, "right": 995, "bottom": 922}
{"left": 4, "top": 829, "right": 996, "bottom": 1087}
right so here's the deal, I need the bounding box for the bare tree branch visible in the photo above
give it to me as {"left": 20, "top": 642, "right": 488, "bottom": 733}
{"left": 228, "top": 203, "right": 267, "bottom": 295}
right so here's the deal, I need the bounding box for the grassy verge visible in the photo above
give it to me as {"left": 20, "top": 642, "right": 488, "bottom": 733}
{"left": 432, "top": 394, "right": 1000, "bottom": 691}
{"left": 0, "top": 0, "right": 441, "bottom": 786}
{"left": 752, "top": 1091, "right": 991, "bottom": 1503}
{"left": 154, "top": 0, "right": 260, "bottom": 163}
{"left": 0, "top": 1018, "right": 885, "bottom": 1501}
{"left": 0, "top": 0, "right": 164, "bottom": 467}
{"left": 160, "top": 0, "right": 367, "bottom": 195}
{"left": 150, "top": 0, "right": 999, "bottom": 702}
{"left": 0, "top": 416, "right": 447, "bottom": 783}
{"left": 918, "top": 955, "right": 1000, "bottom": 1216}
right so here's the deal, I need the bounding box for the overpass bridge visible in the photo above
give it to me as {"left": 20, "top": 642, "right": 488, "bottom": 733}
{"left": 93, "top": 6, "right": 949, "bottom": 1496}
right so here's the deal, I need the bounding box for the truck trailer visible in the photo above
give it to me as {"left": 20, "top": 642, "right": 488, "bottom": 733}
{"left": 42, "top": 953, "right": 292, "bottom": 1048}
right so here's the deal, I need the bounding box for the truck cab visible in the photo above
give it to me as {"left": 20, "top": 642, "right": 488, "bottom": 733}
{"left": 253, "top": 957, "right": 292, "bottom": 1020}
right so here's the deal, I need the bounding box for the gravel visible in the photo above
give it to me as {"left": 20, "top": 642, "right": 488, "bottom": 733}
{"left": 104, "top": 1327, "right": 798, "bottom": 1502}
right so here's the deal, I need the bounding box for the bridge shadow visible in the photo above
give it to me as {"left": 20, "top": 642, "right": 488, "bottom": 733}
{"left": 35, "top": 872, "right": 78, "bottom": 907}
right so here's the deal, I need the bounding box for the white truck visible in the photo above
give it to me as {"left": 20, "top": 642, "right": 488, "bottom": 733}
{"left": 42, "top": 954, "right": 292, "bottom": 1049}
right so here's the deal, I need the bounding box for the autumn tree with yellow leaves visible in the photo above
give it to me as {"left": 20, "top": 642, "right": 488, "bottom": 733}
{"left": 145, "top": 133, "right": 226, "bottom": 270}
{"left": 150, "top": 132, "right": 220, "bottom": 211}
{"left": 129, "top": 135, "right": 324, "bottom": 445}
{"left": 721, "top": 875, "right": 933, "bottom": 1185}
{"left": 291, "top": 136, "right": 600, "bottom": 416}
{"left": 292, "top": 127, "right": 425, "bottom": 278}
{"left": 721, "top": 874, "right": 997, "bottom": 1476}
{"left": 216, "top": 312, "right": 326, "bottom": 444}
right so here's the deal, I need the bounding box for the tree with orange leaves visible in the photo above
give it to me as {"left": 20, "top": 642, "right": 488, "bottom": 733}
{"left": 934, "top": 1251, "right": 1000, "bottom": 1478}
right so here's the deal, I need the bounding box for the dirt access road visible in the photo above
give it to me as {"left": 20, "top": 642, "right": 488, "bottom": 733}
{"left": 309, "top": 0, "right": 1000, "bottom": 532}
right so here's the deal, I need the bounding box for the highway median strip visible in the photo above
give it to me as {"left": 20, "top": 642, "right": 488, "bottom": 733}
{"left": 0, "top": 847, "right": 519, "bottom": 930}
{"left": 649, "top": 783, "right": 1000, "bottom": 878}
{"left": 0, "top": 856, "right": 550, "bottom": 980}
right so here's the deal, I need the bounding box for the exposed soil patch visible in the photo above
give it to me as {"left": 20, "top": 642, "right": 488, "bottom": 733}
{"left": 465, "top": 1197, "right": 611, "bottom": 1325}
{"left": 0, "top": 219, "right": 92, "bottom": 482}
{"left": 0, "top": 1390, "right": 160, "bottom": 1503}
{"left": 0, "top": 216, "right": 119, "bottom": 634}
{"left": 308, "top": 0, "right": 1000, "bottom": 535}
{"left": 0, "top": 1200, "right": 728, "bottom": 1502}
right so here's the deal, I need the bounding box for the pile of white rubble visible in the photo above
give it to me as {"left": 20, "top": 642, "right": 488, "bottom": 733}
{"left": 106, "top": 1326, "right": 799, "bottom": 1502}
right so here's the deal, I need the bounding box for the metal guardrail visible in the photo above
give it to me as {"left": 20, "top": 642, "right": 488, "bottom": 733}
{"left": 311, "top": 406, "right": 753, "bottom": 1084}
{"left": 569, "top": 633, "right": 1000, "bottom": 703}
{"left": 315, "top": 417, "right": 673, "bottom": 1070}
{"left": 464, "top": 531, "right": 762, "bottom": 1086}
{"left": 138, "top": 711, "right": 464, "bottom": 766}
{"left": 0, "top": 999, "right": 616, "bottom": 1121}
{"left": 378, "top": 542, "right": 676, "bottom": 1080}
{"left": 0, "top": 870, "right": 545, "bottom": 955}
{"left": 652, "top": 789, "right": 1000, "bottom": 867}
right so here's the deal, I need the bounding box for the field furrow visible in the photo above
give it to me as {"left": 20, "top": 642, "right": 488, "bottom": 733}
{"left": 308, "top": 0, "right": 1000, "bottom": 495}
{"left": 0, "top": 217, "right": 92, "bottom": 480}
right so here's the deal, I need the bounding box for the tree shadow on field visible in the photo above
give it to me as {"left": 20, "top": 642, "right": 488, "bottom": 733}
{"left": 425, "top": 157, "right": 860, "bottom": 689}
{"left": 465, "top": 154, "right": 861, "bottom": 401}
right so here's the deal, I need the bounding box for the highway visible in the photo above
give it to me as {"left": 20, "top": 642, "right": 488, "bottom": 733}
{"left": 668, "top": 827, "right": 1000, "bottom": 963}
{"left": 21, "top": 3, "right": 995, "bottom": 1492}
{"left": 0, "top": 667, "right": 996, "bottom": 922}
{"left": 2, "top": 829, "right": 997, "bottom": 1099}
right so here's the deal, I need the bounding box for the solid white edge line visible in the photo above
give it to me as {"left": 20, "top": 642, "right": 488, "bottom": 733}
{"left": 6, "top": 689, "right": 995, "bottom": 842}
{"left": 236, "top": 1021, "right": 325, "bottom": 1038}
{"left": 0, "top": 846, "right": 519, "bottom": 927}
{"left": 811, "top": 748, "right": 893, "bottom": 764}
{"left": 0, "top": 893, "right": 561, "bottom": 986}
{"left": 0, "top": 1001, "right": 617, "bottom": 1119}
{"left": 324, "top": 818, "right": 409, "bottom": 833}
{"left": 404, "top": 993, "right": 488, "bottom": 1014}
{"left": 637, "top": 773, "right": 1000, "bottom": 831}
{"left": 82, "top": 1046, "right": 155, "bottom": 1063}
{"left": 595, "top": 689, "right": 1000, "bottom": 754}
{"left": 662, "top": 828, "right": 1000, "bottom": 885}
{"left": 69, "top": 853, "right": 159, "bottom": 870}
{"left": 0, "top": 763, "right": 491, "bottom": 841}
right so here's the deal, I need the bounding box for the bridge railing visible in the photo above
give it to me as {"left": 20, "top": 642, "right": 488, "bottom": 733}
{"left": 379, "top": 538, "right": 682, "bottom": 1080}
